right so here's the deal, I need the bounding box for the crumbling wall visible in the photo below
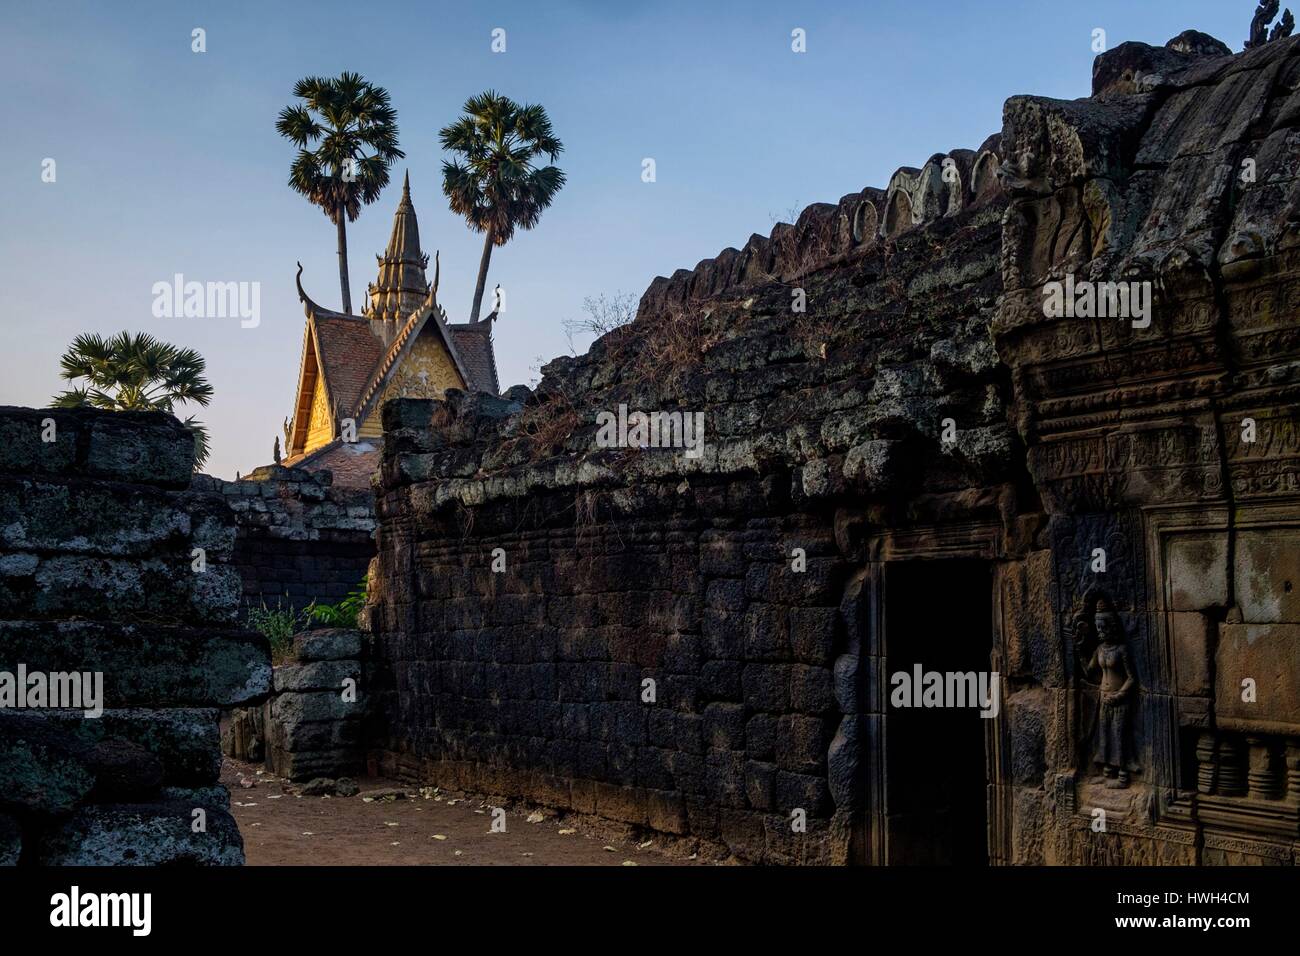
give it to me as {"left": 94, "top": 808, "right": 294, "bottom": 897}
{"left": 195, "top": 465, "right": 376, "bottom": 614}
{"left": 0, "top": 406, "right": 271, "bottom": 865}
{"left": 223, "top": 627, "right": 366, "bottom": 782}
{"left": 368, "top": 28, "right": 1300, "bottom": 866}
{"left": 366, "top": 130, "right": 1017, "bottom": 863}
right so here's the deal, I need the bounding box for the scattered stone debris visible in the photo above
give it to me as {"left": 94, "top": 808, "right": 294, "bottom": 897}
{"left": 299, "top": 777, "right": 337, "bottom": 797}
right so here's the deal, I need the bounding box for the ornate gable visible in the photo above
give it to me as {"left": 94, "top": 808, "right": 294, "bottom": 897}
{"left": 282, "top": 176, "right": 502, "bottom": 479}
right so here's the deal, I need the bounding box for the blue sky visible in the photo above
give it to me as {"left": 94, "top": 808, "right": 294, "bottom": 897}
{"left": 0, "top": 0, "right": 1246, "bottom": 478}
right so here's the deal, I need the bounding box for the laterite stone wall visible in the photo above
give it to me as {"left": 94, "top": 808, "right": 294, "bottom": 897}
{"left": 0, "top": 406, "right": 271, "bottom": 865}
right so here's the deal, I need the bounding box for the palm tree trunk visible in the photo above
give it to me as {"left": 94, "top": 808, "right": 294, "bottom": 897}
{"left": 469, "top": 228, "right": 495, "bottom": 322}
{"left": 337, "top": 211, "right": 353, "bottom": 315}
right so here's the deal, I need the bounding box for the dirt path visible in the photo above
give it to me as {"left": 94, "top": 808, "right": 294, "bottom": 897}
{"left": 222, "top": 759, "right": 706, "bottom": 866}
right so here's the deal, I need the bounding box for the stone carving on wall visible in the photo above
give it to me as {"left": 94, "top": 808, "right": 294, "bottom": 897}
{"left": 1073, "top": 588, "right": 1141, "bottom": 788}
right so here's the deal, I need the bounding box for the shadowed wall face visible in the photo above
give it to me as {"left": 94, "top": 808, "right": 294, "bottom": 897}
{"left": 0, "top": 406, "right": 272, "bottom": 865}
{"left": 194, "top": 467, "right": 377, "bottom": 615}
{"left": 365, "top": 33, "right": 1300, "bottom": 865}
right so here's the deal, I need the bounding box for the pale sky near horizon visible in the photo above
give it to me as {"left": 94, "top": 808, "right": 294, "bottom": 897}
{"left": 0, "top": 0, "right": 1246, "bottom": 478}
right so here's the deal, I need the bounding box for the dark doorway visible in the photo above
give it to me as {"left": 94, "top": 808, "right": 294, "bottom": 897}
{"left": 883, "top": 559, "right": 993, "bottom": 865}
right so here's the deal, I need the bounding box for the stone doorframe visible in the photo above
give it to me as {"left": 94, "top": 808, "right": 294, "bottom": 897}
{"left": 853, "top": 519, "right": 1013, "bottom": 865}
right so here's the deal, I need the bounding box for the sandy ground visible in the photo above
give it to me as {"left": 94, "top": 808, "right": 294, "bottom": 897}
{"left": 222, "top": 758, "right": 708, "bottom": 866}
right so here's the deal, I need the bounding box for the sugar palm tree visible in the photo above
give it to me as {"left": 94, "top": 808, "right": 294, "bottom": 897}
{"left": 277, "top": 72, "right": 404, "bottom": 314}
{"left": 440, "top": 91, "right": 566, "bottom": 322}
{"left": 52, "top": 331, "right": 215, "bottom": 468}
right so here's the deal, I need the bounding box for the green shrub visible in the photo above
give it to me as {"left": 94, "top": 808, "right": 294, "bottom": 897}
{"left": 305, "top": 575, "right": 368, "bottom": 630}
{"left": 246, "top": 598, "right": 302, "bottom": 663}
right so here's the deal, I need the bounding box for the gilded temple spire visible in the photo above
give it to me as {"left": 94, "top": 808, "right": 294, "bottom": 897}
{"left": 365, "top": 170, "right": 431, "bottom": 343}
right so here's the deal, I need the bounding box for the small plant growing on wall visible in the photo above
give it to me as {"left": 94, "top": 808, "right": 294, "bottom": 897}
{"left": 305, "top": 575, "right": 368, "bottom": 629}
{"left": 246, "top": 598, "right": 303, "bottom": 664}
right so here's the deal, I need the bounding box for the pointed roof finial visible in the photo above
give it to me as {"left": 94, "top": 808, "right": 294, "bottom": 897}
{"left": 366, "top": 172, "right": 429, "bottom": 339}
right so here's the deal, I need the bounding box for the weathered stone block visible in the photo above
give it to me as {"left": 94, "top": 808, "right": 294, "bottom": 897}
{"left": 1235, "top": 529, "right": 1300, "bottom": 623}
{"left": 745, "top": 559, "right": 839, "bottom": 606}
{"left": 1166, "top": 533, "right": 1229, "bottom": 611}
{"left": 267, "top": 715, "right": 362, "bottom": 752}
{"left": 773, "top": 770, "right": 830, "bottom": 814}
{"left": 159, "top": 784, "right": 232, "bottom": 810}
{"left": 636, "top": 747, "right": 674, "bottom": 790}
{"left": 0, "top": 620, "right": 271, "bottom": 708}
{"left": 705, "top": 751, "right": 747, "bottom": 808}
{"left": 789, "top": 607, "right": 838, "bottom": 665}
{"left": 1170, "top": 612, "right": 1212, "bottom": 697}
{"left": 593, "top": 782, "right": 647, "bottom": 825}
{"left": 676, "top": 712, "right": 704, "bottom": 755}
{"left": 717, "top": 807, "right": 766, "bottom": 859}
{"left": 0, "top": 478, "right": 191, "bottom": 557}
{"left": 790, "top": 664, "right": 835, "bottom": 712}
{"left": 270, "top": 689, "right": 364, "bottom": 725}
{"left": 0, "top": 716, "right": 96, "bottom": 814}
{"left": 701, "top": 608, "right": 745, "bottom": 659}
{"left": 1001, "top": 550, "right": 1061, "bottom": 685}
{"left": 274, "top": 659, "right": 360, "bottom": 693}
{"left": 705, "top": 578, "right": 746, "bottom": 611}
{"left": 1008, "top": 689, "right": 1047, "bottom": 787}
{"left": 647, "top": 708, "right": 676, "bottom": 748}
{"left": 645, "top": 789, "right": 688, "bottom": 834}
{"left": 699, "top": 533, "right": 746, "bottom": 577}
{"left": 84, "top": 415, "right": 196, "bottom": 487}
{"left": 1011, "top": 786, "right": 1046, "bottom": 865}
{"left": 832, "top": 653, "right": 860, "bottom": 713}
{"left": 0, "top": 555, "right": 240, "bottom": 625}
{"left": 37, "top": 800, "right": 244, "bottom": 865}
{"left": 567, "top": 778, "right": 596, "bottom": 814}
{"left": 267, "top": 747, "right": 363, "bottom": 782}
{"left": 842, "top": 440, "right": 899, "bottom": 492}
{"left": 699, "top": 659, "right": 742, "bottom": 700}
{"left": 775, "top": 714, "right": 826, "bottom": 772}
{"left": 0, "top": 407, "right": 193, "bottom": 488}
{"left": 85, "top": 738, "right": 164, "bottom": 801}
{"left": 742, "top": 663, "right": 790, "bottom": 711}
{"left": 1215, "top": 622, "right": 1300, "bottom": 733}
{"left": 744, "top": 603, "right": 789, "bottom": 660}
{"left": 744, "top": 760, "right": 776, "bottom": 810}
{"left": 703, "top": 702, "right": 746, "bottom": 751}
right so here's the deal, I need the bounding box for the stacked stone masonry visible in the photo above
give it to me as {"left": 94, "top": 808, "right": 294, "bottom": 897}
{"left": 0, "top": 406, "right": 271, "bottom": 865}
{"left": 367, "top": 32, "right": 1300, "bottom": 864}
{"left": 222, "top": 628, "right": 366, "bottom": 782}
{"left": 194, "top": 465, "right": 377, "bottom": 614}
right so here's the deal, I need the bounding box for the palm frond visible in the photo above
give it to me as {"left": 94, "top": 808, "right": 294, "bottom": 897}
{"left": 278, "top": 71, "right": 404, "bottom": 223}
{"left": 439, "top": 91, "right": 566, "bottom": 249}
{"left": 182, "top": 416, "right": 211, "bottom": 469}
{"left": 54, "top": 330, "right": 215, "bottom": 469}
{"left": 50, "top": 386, "right": 90, "bottom": 408}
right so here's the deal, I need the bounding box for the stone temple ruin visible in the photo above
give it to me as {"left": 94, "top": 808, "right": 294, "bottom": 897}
{"left": 3, "top": 26, "right": 1300, "bottom": 866}
{"left": 361, "top": 30, "right": 1300, "bottom": 865}
{"left": 0, "top": 408, "right": 269, "bottom": 864}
